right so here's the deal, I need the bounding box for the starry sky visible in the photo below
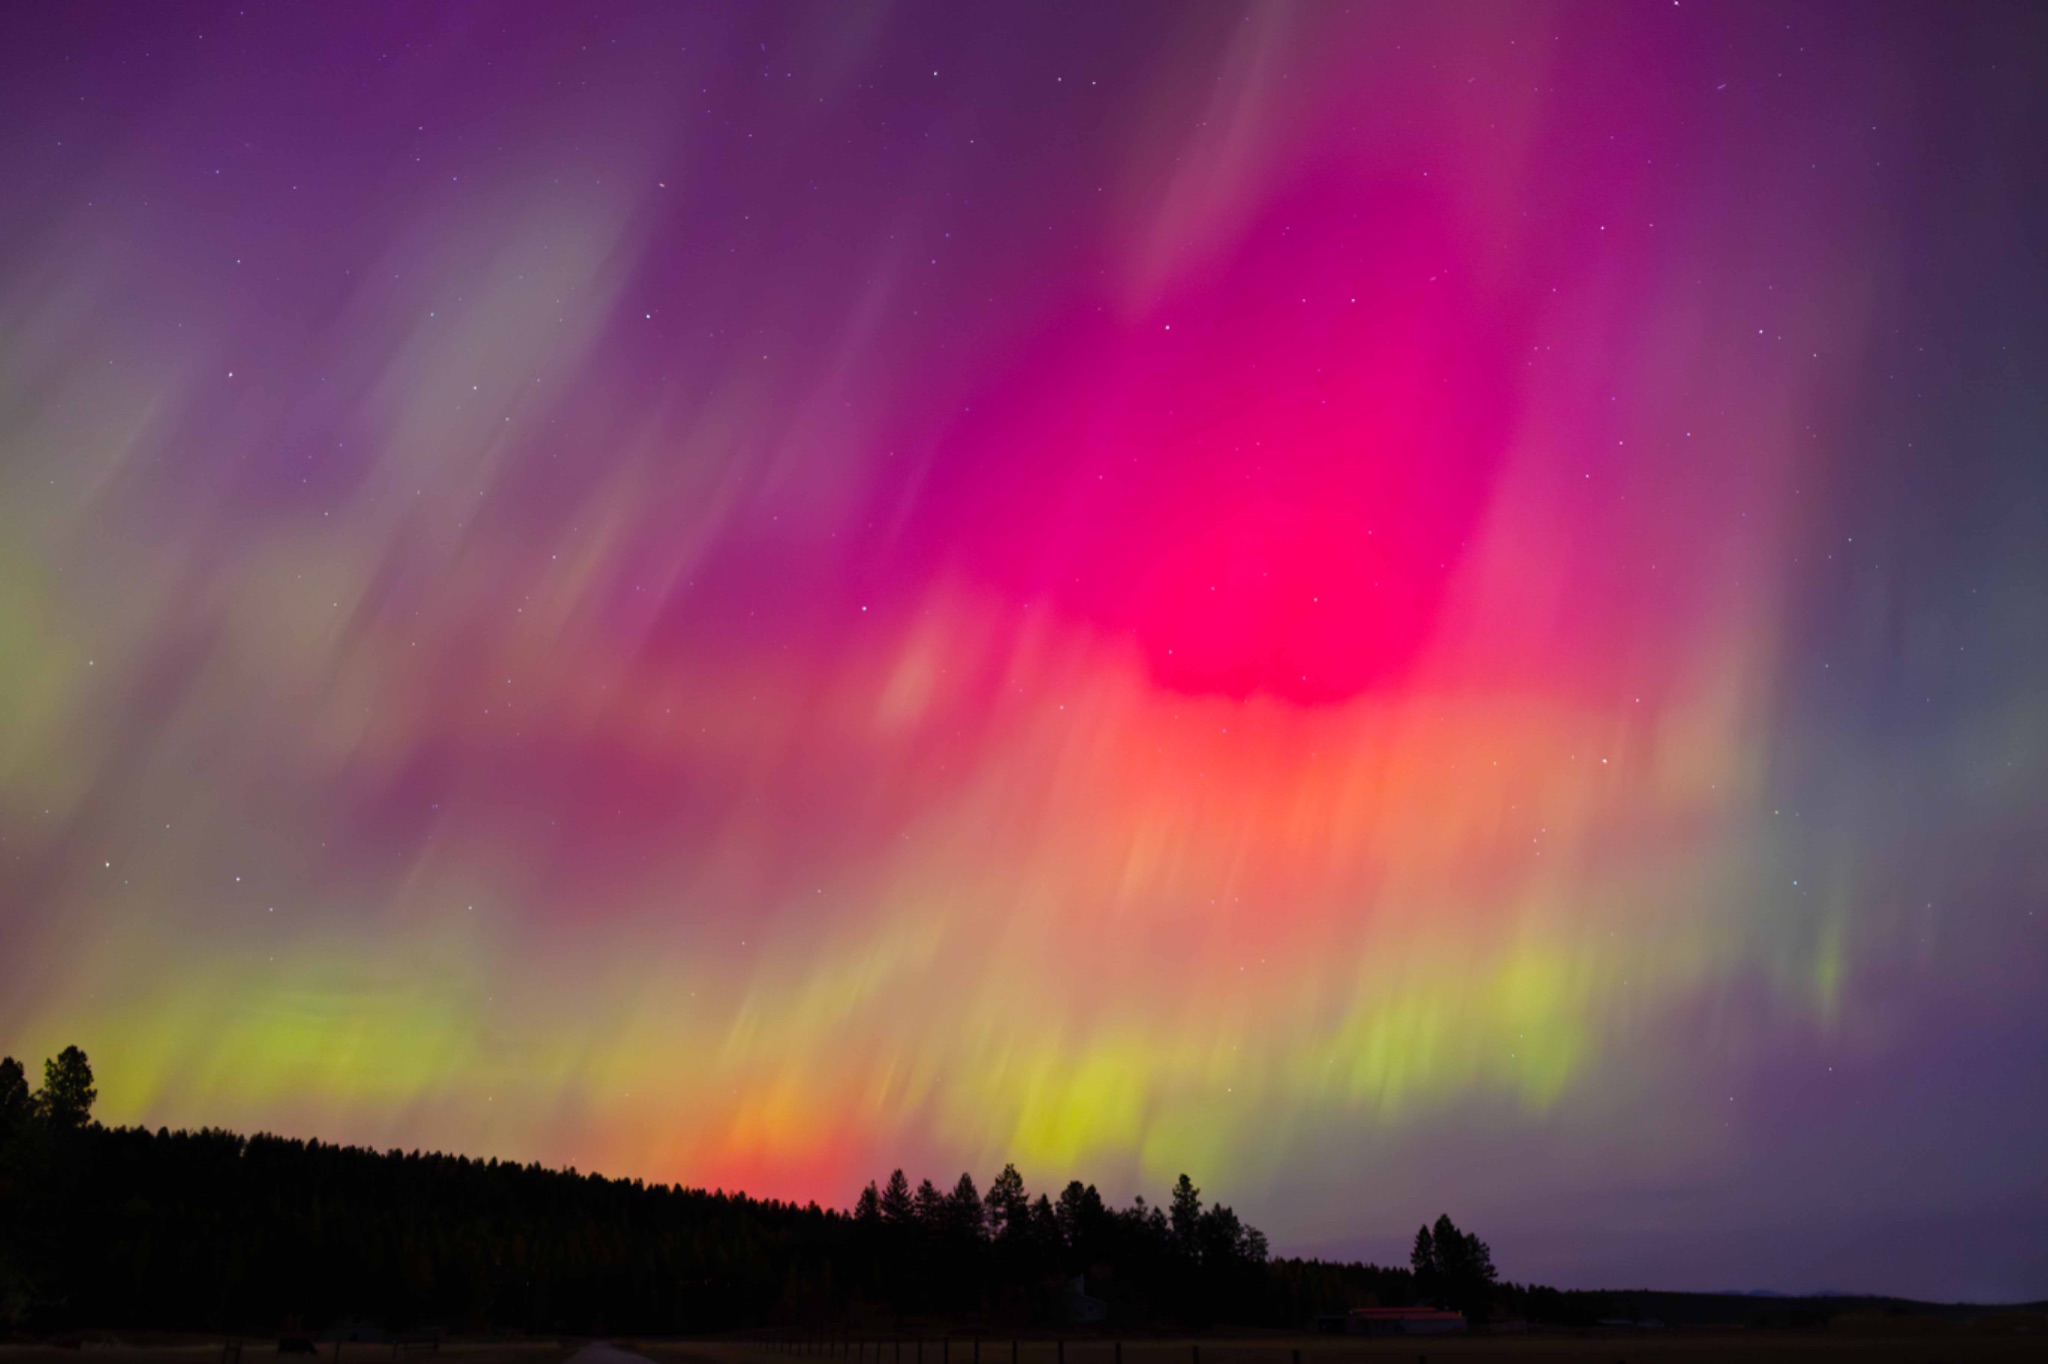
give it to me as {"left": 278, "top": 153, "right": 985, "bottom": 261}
{"left": 2, "top": 1, "right": 2045, "bottom": 1302}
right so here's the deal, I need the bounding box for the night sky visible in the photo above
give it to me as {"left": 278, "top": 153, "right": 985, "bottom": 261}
{"left": 2, "top": 2, "right": 2045, "bottom": 1302}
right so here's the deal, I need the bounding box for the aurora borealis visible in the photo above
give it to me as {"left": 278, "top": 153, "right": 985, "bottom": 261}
{"left": 2, "top": 0, "right": 2045, "bottom": 1301}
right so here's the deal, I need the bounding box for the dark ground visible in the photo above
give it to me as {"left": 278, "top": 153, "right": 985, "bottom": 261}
{"left": 8, "top": 1323, "right": 2048, "bottom": 1364}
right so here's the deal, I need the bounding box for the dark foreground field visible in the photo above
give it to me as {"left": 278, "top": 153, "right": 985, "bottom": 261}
{"left": 7, "top": 1327, "right": 2047, "bottom": 1364}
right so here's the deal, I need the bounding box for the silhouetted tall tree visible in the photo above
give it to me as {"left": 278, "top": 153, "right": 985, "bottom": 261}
{"left": 1056, "top": 1179, "right": 1108, "bottom": 1261}
{"left": 1169, "top": 1173, "right": 1203, "bottom": 1255}
{"left": 1410, "top": 1223, "right": 1436, "bottom": 1298}
{"left": 1412, "top": 1213, "right": 1497, "bottom": 1318}
{"left": 914, "top": 1177, "right": 946, "bottom": 1226}
{"left": 984, "top": 1162, "right": 1029, "bottom": 1243}
{"left": 35, "top": 1046, "right": 95, "bottom": 1130}
{"left": 879, "top": 1168, "right": 915, "bottom": 1223}
{"left": 0, "top": 1055, "right": 35, "bottom": 1326}
{"left": 1197, "top": 1202, "right": 1244, "bottom": 1264}
{"left": 1028, "top": 1192, "right": 1061, "bottom": 1258}
{"left": 946, "top": 1171, "right": 984, "bottom": 1241}
{"left": 0, "top": 1058, "right": 29, "bottom": 1137}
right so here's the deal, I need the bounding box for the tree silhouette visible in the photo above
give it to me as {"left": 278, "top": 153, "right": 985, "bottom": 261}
{"left": 1196, "top": 1201, "right": 1245, "bottom": 1265}
{"left": 1169, "top": 1173, "right": 1203, "bottom": 1255}
{"left": 945, "top": 1171, "right": 984, "bottom": 1240}
{"left": 0, "top": 1058, "right": 29, "bottom": 1136}
{"left": 983, "top": 1162, "right": 1028, "bottom": 1242}
{"left": 879, "top": 1168, "right": 915, "bottom": 1223}
{"left": 1056, "top": 1179, "right": 1107, "bottom": 1259}
{"left": 1028, "top": 1192, "right": 1060, "bottom": 1256}
{"left": 1411, "top": 1213, "right": 1496, "bottom": 1318}
{"left": 1410, "top": 1223, "right": 1436, "bottom": 1297}
{"left": 914, "top": 1176, "right": 947, "bottom": 1226}
{"left": 0, "top": 1055, "right": 33, "bottom": 1326}
{"left": 35, "top": 1046, "right": 95, "bottom": 1131}
{"left": 1243, "top": 1221, "right": 1269, "bottom": 1264}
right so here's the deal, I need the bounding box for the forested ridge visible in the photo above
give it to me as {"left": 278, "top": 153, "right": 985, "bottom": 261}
{"left": 1, "top": 1045, "right": 1628, "bottom": 1335}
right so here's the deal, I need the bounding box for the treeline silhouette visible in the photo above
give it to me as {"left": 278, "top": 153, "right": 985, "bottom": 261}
{"left": 3, "top": 1047, "right": 1560, "bottom": 1335}
{"left": 834, "top": 1166, "right": 1267, "bottom": 1326}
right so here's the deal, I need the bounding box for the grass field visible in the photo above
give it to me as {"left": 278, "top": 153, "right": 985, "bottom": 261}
{"left": 7, "top": 1326, "right": 2046, "bottom": 1364}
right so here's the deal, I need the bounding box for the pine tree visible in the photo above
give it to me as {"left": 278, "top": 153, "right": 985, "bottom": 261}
{"left": 880, "top": 1169, "right": 915, "bottom": 1223}
{"left": 1410, "top": 1224, "right": 1436, "bottom": 1301}
{"left": 1169, "top": 1174, "right": 1203, "bottom": 1256}
{"left": 35, "top": 1047, "right": 95, "bottom": 1131}
{"left": 914, "top": 1177, "right": 947, "bottom": 1226}
{"left": 1055, "top": 1180, "right": 1106, "bottom": 1254}
{"left": 1432, "top": 1214, "right": 1467, "bottom": 1284}
{"left": 1414, "top": 1214, "right": 1497, "bottom": 1318}
{"left": 983, "top": 1163, "right": 1028, "bottom": 1241}
{"left": 1029, "top": 1193, "right": 1060, "bottom": 1256}
{"left": 0, "top": 1058, "right": 28, "bottom": 1136}
{"left": 946, "top": 1172, "right": 984, "bottom": 1240}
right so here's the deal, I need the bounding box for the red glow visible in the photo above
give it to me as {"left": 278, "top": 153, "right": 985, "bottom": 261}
{"left": 919, "top": 178, "right": 1516, "bottom": 702}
